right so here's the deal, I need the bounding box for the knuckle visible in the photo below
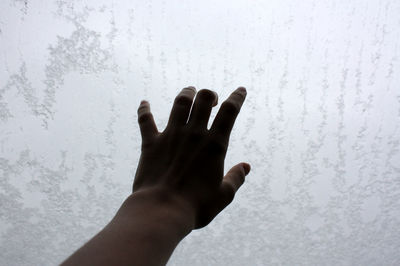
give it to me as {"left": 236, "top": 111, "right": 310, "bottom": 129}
{"left": 138, "top": 112, "right": 152, "bottom": 124}
{"left": 224, "top": 185, "right": 235, "bottom": 203}
{"left": 141, "top": 141, "right": 153, "bottom": 151}
{"left": 137, "top": 105, "right": 148, "bottom": 114}
{"left": 174, "top": 94, "right": 193, "bottom": 106}
{"left": 222, "top": 100, "right": 240, "bottom": 116}
{"left": 137, "top": 104, "right": 146, "bottom": 110}
{"left": 206, "top": 136, "right": 227, "bottom": 155}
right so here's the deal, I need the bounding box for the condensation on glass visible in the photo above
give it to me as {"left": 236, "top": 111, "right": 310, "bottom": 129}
{"left": 0, "top": 0, "right": 399, "bottom": 265}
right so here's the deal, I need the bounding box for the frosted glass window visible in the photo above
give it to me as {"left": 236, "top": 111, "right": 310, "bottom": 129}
{"left": 1, "top": 0, "right": 399, "bottom": 265}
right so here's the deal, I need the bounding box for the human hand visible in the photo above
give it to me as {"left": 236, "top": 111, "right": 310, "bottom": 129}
{"left": 133, "top": 86, "right": 251, "bottom": 230}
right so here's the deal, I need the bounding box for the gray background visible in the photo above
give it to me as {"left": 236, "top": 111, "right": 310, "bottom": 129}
{"left": 1, "top": 0, "right": 399, "bottom": 265}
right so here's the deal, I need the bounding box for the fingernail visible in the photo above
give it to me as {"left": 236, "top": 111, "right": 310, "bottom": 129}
{"left": 185, "top": 86, "right": 196, "bottom": 92}
{"left": 237, "top": 87, "right": 247, "bottom": 94}
{"left": 242, "top": 163, "right": 251, "bottom": 175}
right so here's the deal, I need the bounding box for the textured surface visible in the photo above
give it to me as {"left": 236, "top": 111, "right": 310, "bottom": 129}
{"left": 1, "top": 0, "right": 400, "bottom": 265}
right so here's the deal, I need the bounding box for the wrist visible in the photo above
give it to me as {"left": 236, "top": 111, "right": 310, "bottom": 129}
{"left": 61, "top": 190, "right": 196, "bottom": 266}
{"left": 115, "top": 189, "right": 196, "bottom": 238}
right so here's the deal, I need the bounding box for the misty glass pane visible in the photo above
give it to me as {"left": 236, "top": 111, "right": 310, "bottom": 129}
{"left": 0, "top": 1, "right": 399, "bottom": 265}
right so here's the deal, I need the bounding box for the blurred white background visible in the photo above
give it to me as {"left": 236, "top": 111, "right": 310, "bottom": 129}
{"left": 0, "top": 0, "right": 399, "bottom": 265}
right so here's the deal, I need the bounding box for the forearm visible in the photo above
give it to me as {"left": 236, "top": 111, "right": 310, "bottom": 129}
{"left": 61, "top": 191, "right": 195, "bottom": 266}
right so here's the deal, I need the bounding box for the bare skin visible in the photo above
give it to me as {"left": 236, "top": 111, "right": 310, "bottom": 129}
{"left": 61, "top": 86, "right": 251, "bottom": 266}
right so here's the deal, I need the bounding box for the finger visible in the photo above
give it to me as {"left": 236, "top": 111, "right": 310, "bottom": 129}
{"left": 210, "top": 87, "right": 247, "bottom": 145}
{"left": 137, "top": 100, "right": 158, "bottom": 143}
{"left": 166, "top": 86, "right": 197, "bottom": 128}
{"left": 217, "top": 163, "right": 251, "bottom": 209}
{"left": 187, "top": 89, "right": 218, "bottom": 129}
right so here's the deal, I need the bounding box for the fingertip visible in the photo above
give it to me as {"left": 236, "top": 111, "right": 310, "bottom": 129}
{"left": 237, "top": 86, "right": 247, "bottom": 95}
{"left": 242, "top": 163, "right": 251, "bottom": 175}
{"left": 185, "top": 86, "right": 197, "bottom": 93}
{"left": 212, "top": 91, "right": 218, "bottom": 106}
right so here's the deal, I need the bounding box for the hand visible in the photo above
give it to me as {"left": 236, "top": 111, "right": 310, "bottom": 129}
{"left": 133, "top": 86, "right": 251, "bottom": 230}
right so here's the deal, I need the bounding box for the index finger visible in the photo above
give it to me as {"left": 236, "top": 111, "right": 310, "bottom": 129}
{"left": 209, "top": 87, "right": 247, "bottom": 145}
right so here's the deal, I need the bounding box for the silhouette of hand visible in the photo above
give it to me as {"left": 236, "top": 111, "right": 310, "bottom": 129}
{"left": 133, "top": 87, "right": 251, "bottom": 229}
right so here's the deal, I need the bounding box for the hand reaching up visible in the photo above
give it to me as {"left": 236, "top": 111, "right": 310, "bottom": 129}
{"left": 133, "top": 86, "right": 251, "bottom": 229}
{"left": 61, "top": 86, "right": 251, "bottom": 266}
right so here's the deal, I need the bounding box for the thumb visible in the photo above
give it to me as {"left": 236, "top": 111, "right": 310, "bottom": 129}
{"left": 196, "top": 163, "right": 250, "bottom": 229}
{"left": 217, "top": 162, "right": 251, "bottom": 209}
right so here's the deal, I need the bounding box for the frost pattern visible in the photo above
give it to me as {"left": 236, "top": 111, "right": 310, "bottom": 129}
{"left": 0, "top": 0, "right": 399, "bottom": 265}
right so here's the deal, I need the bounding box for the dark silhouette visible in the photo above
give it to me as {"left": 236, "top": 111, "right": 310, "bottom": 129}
{"left": 61, "top": 86, "right": 251, "bottom": 266}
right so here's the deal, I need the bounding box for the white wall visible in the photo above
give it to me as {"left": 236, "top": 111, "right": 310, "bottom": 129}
{"left": 0, "top": 0, "right": 399, "bottom": 265}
